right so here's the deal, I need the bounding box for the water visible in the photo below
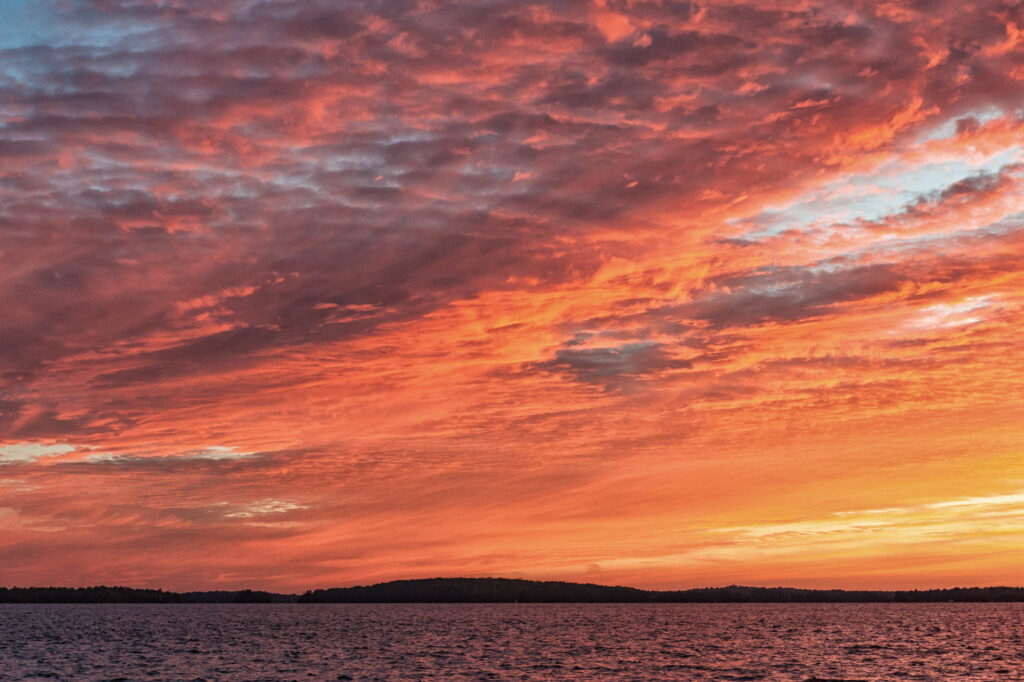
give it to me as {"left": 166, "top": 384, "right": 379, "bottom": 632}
{"left": 2, "top": 603, "right": 1023, "bottom": 680}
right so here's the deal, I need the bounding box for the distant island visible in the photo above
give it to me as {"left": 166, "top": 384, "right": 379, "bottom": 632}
{"left": 0, "top": 586, "right": 296, "bottom": 604}
{"left": 4, "top": 578, "right": 1024, "bottom": 604}
{"left": 297, "top": 578, "right": 1024, "bottom": 603}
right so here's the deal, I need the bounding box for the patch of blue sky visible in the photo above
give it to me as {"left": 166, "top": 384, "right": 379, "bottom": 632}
{"left": 0, "top": 0, "right": 55, "bottom": 49}
{"left": 733, "top": 146, "right": 1023, "bottom": 242}
{"left": 0, "top": 1, "right": 165, "bottom": 98}
{"left": 0, "top": 0, "right": 160, "bottom": 51}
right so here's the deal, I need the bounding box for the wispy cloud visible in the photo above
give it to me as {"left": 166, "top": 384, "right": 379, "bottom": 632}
{"left": 0, "top": 443, "right": 76, "bottom": 464}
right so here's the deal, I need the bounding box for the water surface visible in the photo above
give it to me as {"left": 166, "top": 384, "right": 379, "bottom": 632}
{"left": 2, "top": 603, "right": 1023, "bottom": 680}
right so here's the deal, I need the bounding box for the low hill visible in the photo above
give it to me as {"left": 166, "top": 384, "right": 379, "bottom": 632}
{"left": 180, "top": 589, "right": 297, "bottom": 603}
{"left": 299, "top": 577, "right": 649, "bottom": 603}
{"left": 298, "top": 578, "right": 1024, "bottom": 603}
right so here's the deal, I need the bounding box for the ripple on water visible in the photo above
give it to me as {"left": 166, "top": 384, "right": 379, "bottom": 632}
{"left": 2, "top": 603, "right": 1024, "bottom": 681}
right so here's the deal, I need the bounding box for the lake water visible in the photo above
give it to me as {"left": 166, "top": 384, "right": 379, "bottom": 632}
{"left": 2, "top": 603, "right": 1023, "bottom": 680}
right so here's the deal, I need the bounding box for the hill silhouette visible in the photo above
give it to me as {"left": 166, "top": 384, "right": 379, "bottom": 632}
{"left": 4, "top": 579, "right": 1024, "bottom": 603}
{"left": 299, "top": 578, "right": 649, "bottom": 603}
{"left": 298, "top": 578, "right": 1024, "bottom": 603}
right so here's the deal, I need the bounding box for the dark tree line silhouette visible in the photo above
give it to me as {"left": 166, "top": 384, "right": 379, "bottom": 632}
{"left": 5, "top": 578, "right": 1024, "bottom": 603}
{"left": 0, "top": 587, "right": 295, "bottom": 604}
{"left": 302, "top": 578, "right": 1024, "bottom": 603}
{"left": 0, "top": 586, "right": 180, "bottom": 603}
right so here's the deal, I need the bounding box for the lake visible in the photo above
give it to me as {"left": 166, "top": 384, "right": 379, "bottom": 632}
{"left": 2, "top": 603, "right": 1023, "bottom": 680}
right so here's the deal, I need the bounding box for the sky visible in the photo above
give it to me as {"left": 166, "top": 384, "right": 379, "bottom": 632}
{"left": 1, "top": 0, "right": 1023, "bottom": 592}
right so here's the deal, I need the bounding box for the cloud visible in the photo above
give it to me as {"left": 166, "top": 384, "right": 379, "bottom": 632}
{"left": 1, "top": 0, "right": 1023, "bottom": 590}
{"left": 0, "top": 443, "right": 76, "bottom": 464}
{"left": 84, "top": 446, "right": 256, "bottom": 465}
{"left": 529, "top": 342, "right": 693, "bottom": 389}
{"left": 222, "top": 499, "right": 309, "bottom": 519}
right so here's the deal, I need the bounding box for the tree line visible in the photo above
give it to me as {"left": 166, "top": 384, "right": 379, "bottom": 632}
{"left": 298, "top": 578, "right": 1024, "bottom": 603}
{"left": 5, "top": 578, "right": 1024, "bottom": 603}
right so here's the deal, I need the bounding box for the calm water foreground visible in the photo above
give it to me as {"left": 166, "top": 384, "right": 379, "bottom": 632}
{"left": 2, "top": 603, "right": 1023, "bottom": 681}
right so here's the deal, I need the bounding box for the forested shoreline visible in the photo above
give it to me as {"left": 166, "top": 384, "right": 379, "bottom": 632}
{"left": 4, "top": 578, "right": 1024, "bottom": 604}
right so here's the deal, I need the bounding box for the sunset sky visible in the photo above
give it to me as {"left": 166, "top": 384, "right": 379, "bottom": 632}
{"left": 1, "top": 0, "right": 1024, "bottom": 592}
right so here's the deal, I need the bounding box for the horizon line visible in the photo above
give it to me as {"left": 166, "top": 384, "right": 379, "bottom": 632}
{"left": 5, "top": 576, "right": 1024, "bottom": 594}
